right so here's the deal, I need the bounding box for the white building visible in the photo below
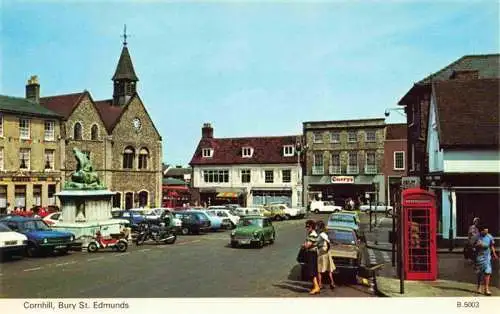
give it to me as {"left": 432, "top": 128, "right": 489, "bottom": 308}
{"left": 189, "top": 123, "right": 303, "bottom": 207}
{"left": 426, "top": 78, "right": 500, "bottom": 242}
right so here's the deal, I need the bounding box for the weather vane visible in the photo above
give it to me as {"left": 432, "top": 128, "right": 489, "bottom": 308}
{"left": 121, "top": 24, "right": 128, "bottom": 46}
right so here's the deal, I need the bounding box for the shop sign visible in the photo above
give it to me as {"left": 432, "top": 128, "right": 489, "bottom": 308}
{"left": 402, "top": 176, "right": 420, "bottom": 189}
{"left": 331, "top": 176, "right": 354, "bottom": 184}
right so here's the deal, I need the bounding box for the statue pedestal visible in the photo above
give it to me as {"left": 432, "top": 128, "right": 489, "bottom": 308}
{"left": 52, "top": 190, "right": 128, "bottom": 250}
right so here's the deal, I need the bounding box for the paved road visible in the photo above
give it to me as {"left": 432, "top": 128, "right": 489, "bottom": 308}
{"left": 0, "top": 214, "right": 373, "bottom": 298}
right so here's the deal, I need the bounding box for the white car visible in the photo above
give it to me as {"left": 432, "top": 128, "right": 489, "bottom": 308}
{"left": 43, "top": 212, "right": 61, "bottom": 226}
{"left": 0, "top": 222, "right": 28, "bottom": 258}
{"left": 144, "top": 208, "right": 182, "bottom": 228}
{"left": 359, "top": 202, "right": 393, "bottom": 213}
{"left": 267, "top": 204, "right": 306, "bottom": 219}
{"left": 310, "top": 201, "right": 342, "bottom": 214}
{"left": 205, "top": 209, "right": 240, "bottom": 227}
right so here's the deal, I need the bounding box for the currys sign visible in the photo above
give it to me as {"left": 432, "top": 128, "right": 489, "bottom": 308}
{"left": 331, "top": 176, "right": 354, "bottom": 184}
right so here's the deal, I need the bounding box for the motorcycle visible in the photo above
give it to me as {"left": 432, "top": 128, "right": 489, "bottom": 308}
{"left": 87, "top": 230, "right": 128, "bottom": 253}
{"left": 135, "top": 222, "right": 177, "bottom": 246}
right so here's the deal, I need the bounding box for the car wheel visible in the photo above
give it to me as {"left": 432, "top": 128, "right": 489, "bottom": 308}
{"left": 258, "top": 236, "right": 265, "bottom": 248}
{"left": 269, "top": 232, "right": 275, "bottom": 244}
{"left": 181, "top": 227, "right": 189, "bottom": 235}
{"left": 26, "top": 243, "right": 39, "bottom": 257}
{"left": 284, "top": 214, "right": 291, "bottom": 220}
{"left": 314, "top": 209, "right": 320, "bottom": 214}
{"left": 116, "top": 241, "right": 128, "bottom": 252}
{"left": 230, "top": 241, "right": 238, "bottom": 248}
{"left": 87, "top": 242, "right": 98, "bottom": 253}
{"left": 58, "top": 248, "right": 69, "bottom": 255}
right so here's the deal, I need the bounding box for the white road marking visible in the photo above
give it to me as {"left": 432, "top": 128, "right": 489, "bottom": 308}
{"left": 87, "top": 257, "right": 104, "bottom": 262}
{"left": 382, "top": 251, "right": 391, "bottom": 263}
{"left": 115, "top": 252, "right": 130, "bottom": 256}
{"left": 138, "top": 248, "right": 151, "bottom": 252}
{"left": 23, "top": 267, "right": 42, "bottom": 272}
{"left": 56, "top": 261, "right": 77, "bottom": 267}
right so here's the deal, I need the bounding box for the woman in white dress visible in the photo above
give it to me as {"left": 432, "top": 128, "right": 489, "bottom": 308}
{"left": 316, "top": 220, "right": 336, "bottom": 289}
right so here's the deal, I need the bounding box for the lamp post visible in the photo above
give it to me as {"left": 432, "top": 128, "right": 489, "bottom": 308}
{"left": 295, "top": 137, "right": 308, "bottom": 208}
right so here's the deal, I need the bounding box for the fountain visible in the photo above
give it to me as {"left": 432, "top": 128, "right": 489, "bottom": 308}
{"left": 52, "top": 148, "right": 126, "bottom": 249}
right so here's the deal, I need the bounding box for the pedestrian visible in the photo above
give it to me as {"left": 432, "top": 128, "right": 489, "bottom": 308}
{"left": 316, "top": 220, "right": 336, "bottom": 290}
{"left": 302, "top": 219, "right": 320, "bottom": 295}
{"left": 465, "top": 217, "right": 480, "bottom": 260}
{"left": 473, "top": 224, "right": 498, "bottom": 296}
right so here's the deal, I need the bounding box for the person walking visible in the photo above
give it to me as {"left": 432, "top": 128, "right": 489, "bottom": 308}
{"left": 465, "top": 217, "right": 480, "bottom": 260}
{"left": 316, "top": 220, "right": 336, "bottom": 290}
{"left": 473, "top": 225, "right": 498, "bottom": 296}
{"left": 302, "top": 219, "right": 320, "bottom": 295}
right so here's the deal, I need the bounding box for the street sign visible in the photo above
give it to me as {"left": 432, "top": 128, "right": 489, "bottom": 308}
{"left": 402, "top": 176, "right": 420, "bottom": 189}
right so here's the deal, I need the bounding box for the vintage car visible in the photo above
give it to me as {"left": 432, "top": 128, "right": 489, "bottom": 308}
{"left": 327, "top": 212, "right": 359, "bottom": 234}
{"left": 310, "top": 200, "right": 342, "bottom": 214}
{"left": 267, "top": 203, "right": 306, "bottom": 220}
{"left": 0, "top": 222, "right": 28, "bottom": 259}
{"left": 43, "top": 211, "right": 61, "bottom": 226}
{"left": 360, "top": 202, "right": 393, "bottom": 214}
{"left": 205, "top": 209, "right": 240, "bottom": 228}
{"left": 230, "top": 216, "right": 275, "bottom": 248}
{"left": 260, "top": 205, "right": 287, "bottom": 221}
{"left": 327, "top": 226, "right": 362, "bottom": 277}
{"left": 338, "top": 210, "right": 360, "bottom": 225}
{"left": 173, "top": 211, "right": 211, "bottom": 235}
{"left": 0, "top": 216, "right": 75, "bottom": 257}
{"left": 187, "top": 209, "right": 231, "bottom": 231}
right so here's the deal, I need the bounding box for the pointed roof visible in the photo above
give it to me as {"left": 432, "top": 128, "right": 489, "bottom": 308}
{"left": 112, "top": 45, "right": 139, "bottom": 81}
{"left": 40, "top": 92, "right": 86, "bottom": 119}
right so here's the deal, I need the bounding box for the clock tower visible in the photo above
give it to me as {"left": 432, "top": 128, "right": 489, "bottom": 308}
{"left": 112, "top": 25, "right": 139, "bottom": 106}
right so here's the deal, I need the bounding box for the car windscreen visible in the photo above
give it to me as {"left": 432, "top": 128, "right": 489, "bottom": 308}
{"left": 239, "top": 218, "right": 263, "bottom": 227}
{"left": 194, "top": 213, "right": 208, "bottom": 221}
{"left": 329, "top": 215, "right": 354, "bottom": 223}
{"left": 0, "top": 223, "right": 11, "bottom": 232}
{"left": 328, "top": 229, "right": 356, "bottom": 245}
{"left": 22, "top": 220, "right": 51, "bottom": 231}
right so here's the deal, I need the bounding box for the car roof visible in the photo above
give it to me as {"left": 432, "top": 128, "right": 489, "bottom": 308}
{"left": 0, "top": 216, "right": 40, "bottom": 222}
{"left": 327, "top": 226, "right": 355, "bottom": 232}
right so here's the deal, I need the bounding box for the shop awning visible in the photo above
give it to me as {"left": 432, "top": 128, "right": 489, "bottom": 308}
{"left": 216, "top": 192, "right": 240, "bottom": 198}
{"left": 354, "top": 176, "right": 375, "bottom": 185}
{"left": 162, "top": 185, "right": 189, "bottom": 191}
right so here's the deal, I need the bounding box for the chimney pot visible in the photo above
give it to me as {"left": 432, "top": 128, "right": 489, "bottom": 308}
{"left": 202, "top": 122, "right": 213, "bottom": 139}
{"left": 26, "top": 75, "right": 40, "bottom": 103}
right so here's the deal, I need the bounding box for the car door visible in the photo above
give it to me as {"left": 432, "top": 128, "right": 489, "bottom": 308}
{"left": 263, "top": 219, "right": 272, "bottom": 239}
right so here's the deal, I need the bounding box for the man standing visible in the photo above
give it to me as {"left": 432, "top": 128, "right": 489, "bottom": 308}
{"left": 465, "top": 217, "right": 480, "bottom": 260}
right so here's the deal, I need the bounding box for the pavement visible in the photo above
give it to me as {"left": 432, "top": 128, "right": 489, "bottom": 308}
{"left": 0, "top": 213, "right": 373, "bottom": 298}
{"left": 359, "top": 212, "right": 500, "bottom": 297}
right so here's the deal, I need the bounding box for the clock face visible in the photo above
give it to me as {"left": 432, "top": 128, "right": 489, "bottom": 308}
{"left": 132, "top": 118, "right": 141, "bottom": 130}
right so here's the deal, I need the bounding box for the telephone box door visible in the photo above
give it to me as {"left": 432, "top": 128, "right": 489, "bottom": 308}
{"left": 402, "top": 188, "right": 437, "bottom": 281}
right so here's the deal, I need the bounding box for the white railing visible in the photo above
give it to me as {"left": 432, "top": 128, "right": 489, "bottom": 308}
{"left": 329, "top": 165, "right": 341, "bottom": 174}
{"left": 312, "top": 166, "right": 324, "bottom": 175}
{"left": 347, "top": 165, "right": 359, "bottom": 174}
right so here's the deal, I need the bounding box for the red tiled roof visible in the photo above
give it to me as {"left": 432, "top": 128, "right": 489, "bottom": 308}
{"left": 94, "top": 99, "right": 124, "bottom": 132}
{"left": 434, "top": 78, "right": 499, "bottom": 148}
{"left": 386, "top": 123, "right": 407, "bottom": 140}
{"left": 39, "top": 92, "right": 85, "bottom": 119}
{"left": 190, "top": 135, "right": 302, "bottom": 165}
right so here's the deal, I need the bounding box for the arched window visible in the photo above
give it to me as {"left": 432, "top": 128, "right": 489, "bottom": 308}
{"left": 73, "top": 122, "right": 82, "bottom": 140}
{"left": 122, "top": 146, "right": 135, "bottom": 169}
{"left": 138, "top": 148, "right": 149, "bottom": 169}
{"left": 138, "top": 191, "right": 148, "bottom": 207}
{"left": 112, "top": 192, "right": 121, "bottom": 209}
{"left": 91, "top": 124, "right": 99, "bottom": 140}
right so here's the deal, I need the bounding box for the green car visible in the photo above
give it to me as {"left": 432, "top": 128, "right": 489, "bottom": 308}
{"left": 230, "top": 216, "right": 275, "bottom": 248}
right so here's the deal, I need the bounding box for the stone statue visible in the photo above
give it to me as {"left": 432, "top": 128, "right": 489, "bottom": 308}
{"left": 64, "top": 147, "right": 106, "bottom": 190}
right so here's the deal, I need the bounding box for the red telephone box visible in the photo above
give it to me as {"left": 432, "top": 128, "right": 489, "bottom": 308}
{"left": 402, "top": 188, "right": 437, "bottom": 281}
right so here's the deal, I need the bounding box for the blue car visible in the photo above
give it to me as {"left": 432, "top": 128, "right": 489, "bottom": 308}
{"left": 327, "top": 212, "right": 359, "bottom": 234}
{"left": 187, "top": 209, "right": 230, "bottom": 231}
{"left": 0, "top": 216, "right": 75, "bottom": 257}
{"left": 111, "top": 210, "right": 145, "bottom": 231}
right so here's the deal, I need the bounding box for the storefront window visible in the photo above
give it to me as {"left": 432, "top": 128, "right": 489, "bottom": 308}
{"left": 48, "top": 184, "right": 56, "bottom": 205}
{"left": 33, "top": 185, "right": 42, "bottom": 207}
{"left": 0, "top": 185, "right": 7, "bottom": 211}
{"left": 14, "top": 185, "right": 26, "bottom": 209}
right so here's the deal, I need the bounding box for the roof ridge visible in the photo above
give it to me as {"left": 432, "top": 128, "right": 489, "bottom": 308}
{"left": 40, "top": 91, "right": 85, "bottom": 99}
{"left": 210, "top": 135, "right": 301, "bottom": 140}
{"left": 0, "top": 94, "right": 37, "bottom": 104}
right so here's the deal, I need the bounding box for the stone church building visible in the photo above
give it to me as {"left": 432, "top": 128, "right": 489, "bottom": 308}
{"left": 37, "top": 40, "right": 163, "bottom": 209}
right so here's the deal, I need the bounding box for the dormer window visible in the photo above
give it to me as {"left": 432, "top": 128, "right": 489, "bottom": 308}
{"left": 283, "top": 145, "right": 294, "bottom": 157}
{"left": 202, "top": 148, "right": 213, "bottom": 158}
{"left": 242, "top": 147, "right": 253, "bottom": 158}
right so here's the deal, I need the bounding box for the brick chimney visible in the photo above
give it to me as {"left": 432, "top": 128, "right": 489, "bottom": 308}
{"left": 26, "top": 75, "right": 40, "bottom": 103}
{"left": 202, "top": 123, "right": 213, "bottom": 139}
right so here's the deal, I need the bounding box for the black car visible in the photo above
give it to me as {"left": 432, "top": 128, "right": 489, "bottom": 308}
{"left": 173, "top": 212, "right": 211, "bottom": 235}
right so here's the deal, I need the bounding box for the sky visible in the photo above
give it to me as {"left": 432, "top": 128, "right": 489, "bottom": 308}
{"left": 1, "top": 0, "right": 499, "bottom": 166}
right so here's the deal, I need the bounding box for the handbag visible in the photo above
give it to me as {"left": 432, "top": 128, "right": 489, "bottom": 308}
{"left": 296, "top": 247, "right": 307, "bottom": 264}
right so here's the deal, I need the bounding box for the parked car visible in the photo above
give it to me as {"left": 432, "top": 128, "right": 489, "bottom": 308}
{"left": 326, "top": 212, "right": 359, "bottom": 234}
{"left": 261, "top": 205, "right": 287, "bottom": 221}
{"left": 327, "top": 226, "right": 362, "bottom": 278}
{"left": 0, "top": 216, "right": 75, "bottom": 257}
{"left": 360, "top": 202, "right": 393, "bottom": 213}
{"left": 145, "top": 208, "right": 183, "bottom": 234}
{"left": 231, "top": 207, "right": 264, "bottom": 217}
{"left": 205, "top": 209, "right": 240, "bottom": 228}
{"left": 173, "top": 211, "right": 211, "bottom": 235}
{"left": 267, "top": 203, "right": 306, "bottom": 219}
{"left": 338, "top": 211, "right": 360, "bottom": 225}
{"left": 111, "top": 210, "right": 146, "bottom": 231}
{"left": 0, "top": 222, "right": 28, "bottom": 259}
{"left": 230, "top": 216, "right": 275, "bottom": 248}
{"left": 187, "top": 209, "right": 230, "bottom": 231}
{"left": 43, "top": 212, "right": 61, "bottom": 226}
{"left": 310, "top": 200, "right": 342, "bottom": 214}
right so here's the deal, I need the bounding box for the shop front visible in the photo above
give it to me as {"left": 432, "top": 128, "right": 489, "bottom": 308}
{"left": 305, "top": 174, "right": 385, "bottom": 208}
{"left": 250, "top": 187, "right": 293, "bottom": 207}
{"left": 198, "top": 188, "right": 246, "bottom": 207}
{"left": 162, "top": 185, "right": 190, "bottom": 208}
